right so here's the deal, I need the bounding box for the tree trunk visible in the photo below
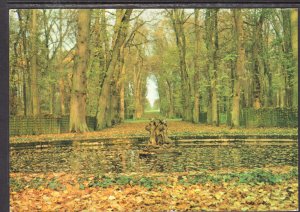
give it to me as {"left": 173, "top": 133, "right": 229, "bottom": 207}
{"left": 276, "top": 91, "right": 280, "bottom": 107}
{"left": 193, "top": 9, "right": 200, "bottom": 123}
{"left": 10, "top": 19, "right": 23, "bottom": 115}
{"left": 291, "top": 9, "right": 298, "bottom": 61}
{"left": 119, "top": 54, "right": 126, "bottom": 121}
{"left": 134, "top": 90, "right": 142, "bottom": 119}
{"left": 58, "top": 10, "right": 66, "bottom": 115}
{"left": 252, "top": 12, "right": 265, "bottom": 109}
{"left": 18, "top": 10, "right": 32, "bottom": 116}
{"left": 111, "top": 79, "right": 120, "bottom": 125}
{"left": 266, "top": 69, "right": 273, "bottom": 107}
{"left": 97, "top": 10, "right": 109, "bottom": 95}
{"left": 105, "top": 85, "right": 112, "bottom": 127}
{"left": 59, "top": 79, "right": 66, "bottom": 115}
{"left": 261, "top": 18, "right": 272, "bottom": 108}
{"left": 169, "top": 9, "right": 192, "bottom": 121}
{"left": 207, "top": 92, "right": 212, "bottom": 125}
{"left": 280, "top": 88, "right": 286, "bottom": 108}
{"left": 49, "top": 84, "right": 55, "bottom": 114}
{"left": 134, "top": 61, "right": 143, "bottom": 119}
{"left": 166, "top": 79, "right": 174, "bottom": 118}
{"left": 205, "top": 9, "right": 219, "bottom": 126}
{"left": 281, "top": 9, "right": 294, "bottom": 107}
{"left": 69, "top": 9, "right": 91, "bottom": 132}
{"left": 231, "top": 9, "right": 245, "bottom": 127}
{"left": 290, "top": 9, "right": 298, "bottom": 107}
{"left": 213, "top": 10, "right": 219, "bottom": 126}
{"left": 30, "top": 10, "right": 40, "bottom": 116}
{"left": 111, "top": 46, "right": 126, "bottom": 124}
{"left": 96, "top": 9, "right": 133, "bottom": 129}
{"left": 211, "top": 79, "right": 218, "bottom": 126}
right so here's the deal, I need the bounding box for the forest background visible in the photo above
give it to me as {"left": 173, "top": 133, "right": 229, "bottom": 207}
{"left": 9, "top": 8, "right": 298, "bottom": 133}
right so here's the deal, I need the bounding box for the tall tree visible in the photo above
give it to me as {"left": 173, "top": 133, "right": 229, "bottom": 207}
{"left": 281, "top": 9, "right": 294, "bottom": 107}
{"left": 261, "top": 14, "right": 272, "bottom": 107}
{"left": 96, "top": 9, "right": 133, "bottom": 129}
{"left": 69, "top": 9, "right": 91, "bottom": 132}
{"left": 231, "top": 9, "right": 245, "bottom": 127}
{"left": 30, "top": 10, "right": 40, "bottom": 116}
{"left": 192, "top": 9, "right": 201, "bottom": 123}
{"left": 205, "top": 9, "right": 219, "bottom": 126}
{"left": 270, "top": 10, "right": 286, "bottom": 107}
{"left": 15, "top": 10, "right": 31, "bottom": 115}
{"left": 290, "top": 9, "right": 298, "bottom": 61}
{"left": 58, "top": 10, "right": 66, "bottom": 115}
{"left": 9, "top": 11, "right": 20, "bottom": 115}
{"left": 168, "top": 9, "right": 192, "bottom": 121}
{"left": 251, "top": 10, "right": 266, "bottom": 109}
{"left": 133, "top": 52, "right": 145, "bottom": 119}
{"left": 151, "top": 23, "right": 175, "bottom": 118}
{"left": 119, "top": 45, "right": 126, "bottom": 121}
{"left": 290, "top": 9, "right": 298, "bottom": 107}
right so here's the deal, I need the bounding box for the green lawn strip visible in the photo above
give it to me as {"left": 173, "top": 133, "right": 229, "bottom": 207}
{"left": 10, "top": 167, "right": 298, "bottom": 192}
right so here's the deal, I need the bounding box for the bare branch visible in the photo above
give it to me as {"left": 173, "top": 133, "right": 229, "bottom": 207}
{"left": 183, "top": 12, "right": 194, "bottom": 24}
{"left": 129, "top": 9, "right": 146, "bottom": 21}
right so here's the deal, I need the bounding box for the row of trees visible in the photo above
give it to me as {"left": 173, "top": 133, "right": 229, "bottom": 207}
{"left": 10, "top": 9, "right": 149, "bottom": 131}
{"left": 9, "top": 9, "right": 298, "bottom": 132}
{"left": 152, "top": 9, "right": 298, "bottom": 126}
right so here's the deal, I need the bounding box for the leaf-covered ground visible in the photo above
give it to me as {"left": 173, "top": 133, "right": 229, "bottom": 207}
{"left": 10, "top": 166, "right": 298, "bottom": 211}
{"left": 10, "top": 120, "right": 298, "bottom": 144}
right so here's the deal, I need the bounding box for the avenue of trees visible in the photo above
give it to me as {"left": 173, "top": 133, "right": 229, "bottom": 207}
{"left": 9, "top": 9, "right": 298, "bottom": 132}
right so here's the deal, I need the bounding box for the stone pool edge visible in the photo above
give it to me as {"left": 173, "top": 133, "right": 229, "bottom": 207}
{"left": 9, "top": 134, "right": 298, "bottom": 145}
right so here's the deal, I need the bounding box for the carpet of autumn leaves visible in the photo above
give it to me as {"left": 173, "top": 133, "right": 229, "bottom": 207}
{"left": 10, "top": 120, "right": 298, "bottom": 144}
{"left": 10, "top": 166, "right": 298, "bottom": 211}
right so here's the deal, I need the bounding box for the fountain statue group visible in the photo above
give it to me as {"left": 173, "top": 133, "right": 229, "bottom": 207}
{"left": 145, "top": 118, "right": 172, "bottom": 146}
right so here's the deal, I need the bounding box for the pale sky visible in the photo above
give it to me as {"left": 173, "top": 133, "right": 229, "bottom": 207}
{"left": 146, "top": 75, "right": 159, "bottom": 107}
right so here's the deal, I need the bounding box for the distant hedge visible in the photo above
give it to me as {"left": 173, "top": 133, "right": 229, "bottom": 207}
{"left": 242, "top": 108, "right": 298, "bottom": 128}
{"left": 9, "top": 108, "right": 298, "bottom": 136}
{"left": 201, "top": 108, "right": 298, "bottom": 127}
{"left": 9, "top": 115, "right": 96, "bottom": 136}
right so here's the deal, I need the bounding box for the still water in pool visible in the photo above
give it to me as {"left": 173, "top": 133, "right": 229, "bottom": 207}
{"left": 10, "top": 139, "right": 298, "bottom": 174}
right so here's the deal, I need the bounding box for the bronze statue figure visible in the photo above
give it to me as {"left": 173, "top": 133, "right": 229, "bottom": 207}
{"left": 145, "top": 118, "right": 171, "bottom": 145}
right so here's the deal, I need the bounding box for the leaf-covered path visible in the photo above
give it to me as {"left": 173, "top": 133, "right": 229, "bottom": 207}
{"left": 10, "top": 120, "right": 298, "bottom": 144}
